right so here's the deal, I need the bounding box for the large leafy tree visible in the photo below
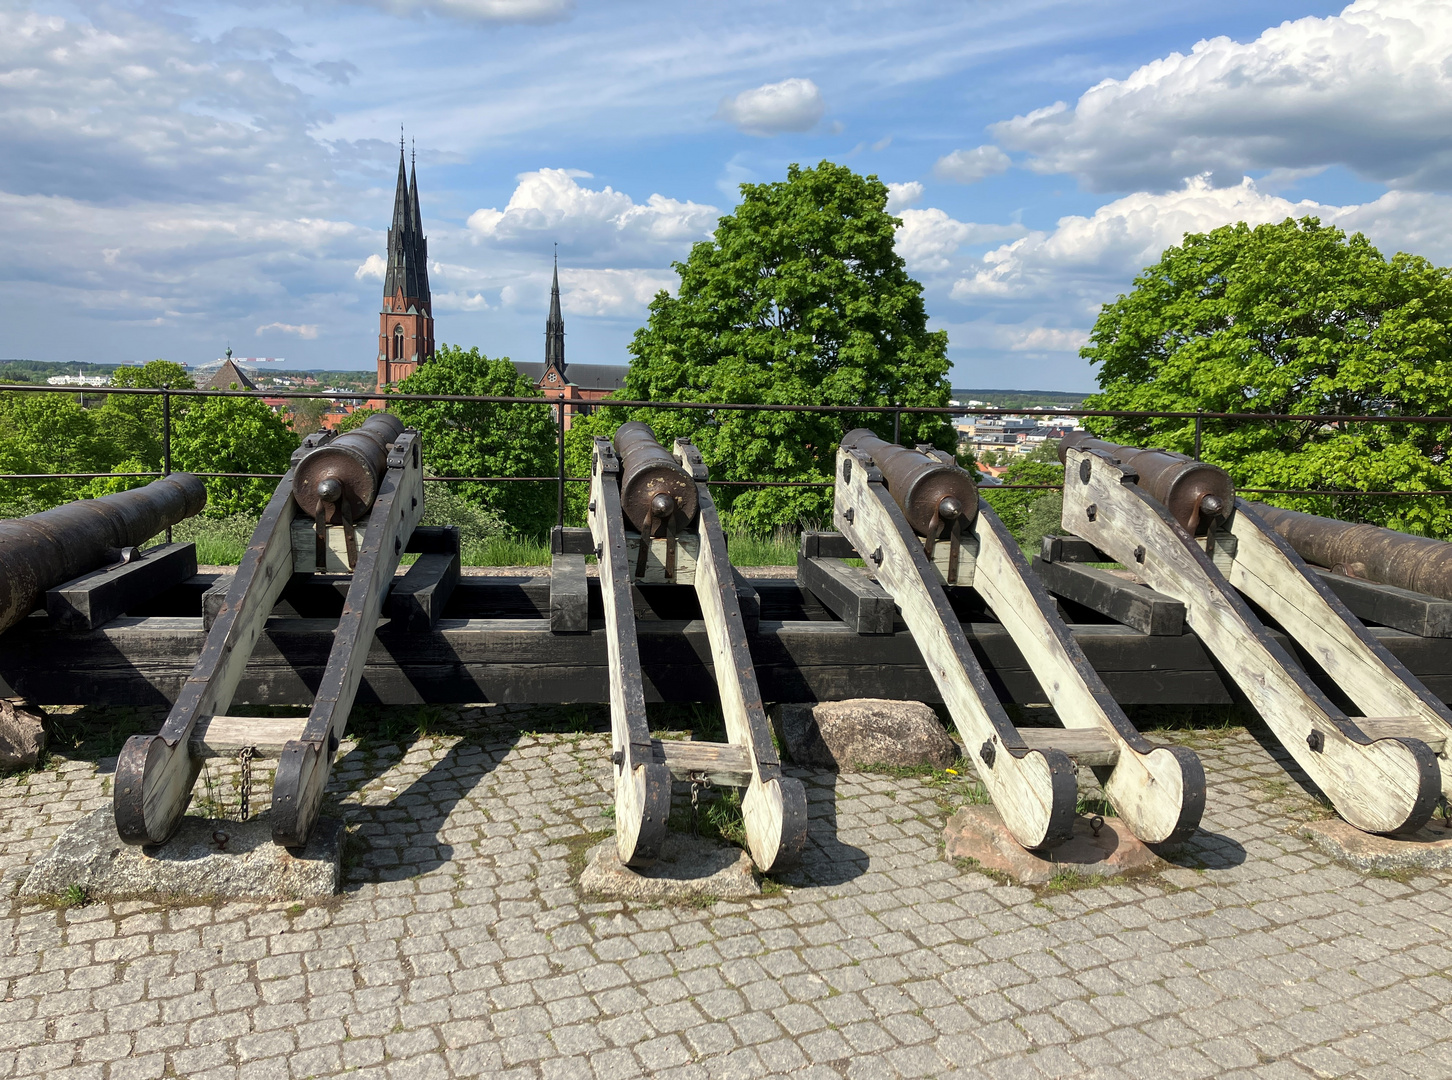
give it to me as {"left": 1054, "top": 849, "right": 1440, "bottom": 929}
{"left": 0, "top": 391, "right": 113, "bottom": 507}
{"left": 619, "top": 160, "right": 954, "bottom": 533}
{"left": 393, "top": 345, "right": 558, "bottom": 537}
{"left": 95, "top": 360, "right": 196, "bottom": 471}
{"left": 1083, "top": 218, "right": 1452, "bottom": 536}
{"left": 172, "top": 395, "right": 297, "bottom": 516}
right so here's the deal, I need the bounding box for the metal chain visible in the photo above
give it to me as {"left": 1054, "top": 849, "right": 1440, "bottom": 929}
{"left": 237, "top": 746, "right": 254, "bottom": 822}
{"left": 689, "top": 771, "right": 712, "bottom": 836}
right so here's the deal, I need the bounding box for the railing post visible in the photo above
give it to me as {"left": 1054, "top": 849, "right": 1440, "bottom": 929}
{"left": 1193, "top": 410, "right": 1203, "bottom": 460}
{"left": 893, "top": 408, "right": 901, "bottom": 445}
{"left": 557, "top": 397, "right": 566, "bottom": 528}
{"left": 163, "top": 388, "right": 173, "bottom": 542}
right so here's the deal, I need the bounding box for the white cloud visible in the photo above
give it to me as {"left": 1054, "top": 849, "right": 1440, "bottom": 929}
{"left": 257, "top": 322, "right": 319, "bottom": 339}
{"left": 933, "top": 145, "right": 1012, "bottom": 184}
{"left": 950, "top": 174, "right": 1452, "bottom": 304}
{"left": 1008, "top": 327, "right": 1089, "bottom": 352}
{"left": 895, "top": 208, "right": 1025, "bottom": 273}
{"left": 885, "top": 182, "right": 924, "bottom": 213}
{"left": 466, "top": 169, "right": 717, "bottom": 262}
{"left": 993, "top": 0, "right": 1452, "bottom": 192}
{"left": 715, "top": 78, "right": 825, "bottom": 136}
{"left": 359, "top": 0, "right": 573, "bottom": 22}
{"left": 432, "top": 290, "right": 490, "bottom": 311}
{"left": 355, "top": 254, "right": 387, "bottom": 280}
{"left": 559, "top": 269, "right": 675, "bottom": 317}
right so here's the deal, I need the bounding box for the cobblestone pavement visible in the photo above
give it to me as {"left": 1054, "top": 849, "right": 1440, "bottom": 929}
{"left": 3, "top": 710, "right": 1452, "bottom": 1080}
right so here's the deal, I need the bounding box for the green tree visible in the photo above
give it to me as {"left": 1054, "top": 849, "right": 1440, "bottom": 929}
{"left": 96, "top": 360, "right": 195, "bottom": 470}
{"left": 0, "top": 391, "right": 111, "bottom": 505}
{"left": 1082, "top": 217, "right": 1452, "bottom": 536}
{"left": 618, "top": 160, "right": 954, "bottom": 533}
{"left": 392, "top": 345, "right": 558, "bottom": 537}
{"left": 172, "top": 396, "right": 296, "bottom": 516}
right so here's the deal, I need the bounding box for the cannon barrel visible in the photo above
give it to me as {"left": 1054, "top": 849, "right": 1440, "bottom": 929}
{"left": 1249, "top": 503, "right": 1452, "bottom": 601}
{"left": 1058, "top": 433, "right": 1233, "bottom": 535}
{"left": 842, "top": 429, "right": 978, "bottom": 537}
{"left": 293, "top": 413, "right": 407, "bottom": 524}
{"left": 0, "top": 473, "right": 207, "bottom": 636}
{"left": 612, "top": 422, "right": 698, "bottom": 536}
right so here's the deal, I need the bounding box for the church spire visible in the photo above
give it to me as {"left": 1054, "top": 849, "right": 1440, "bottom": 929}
{"left": 384, "top": 131, "right": 429, "bottom": 306}
{"left": 409, "top": 139, "right": 423, "bottom": 238}
{"left": 545, "top": 249, "right": 565, "bottom": 376}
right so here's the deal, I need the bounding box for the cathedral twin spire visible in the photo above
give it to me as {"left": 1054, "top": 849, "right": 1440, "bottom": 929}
{"left": 545, "top": 251, "right": 565, "bottom": 377}
{"left": 384, "top": 135, "right": 430, "bottom": 307}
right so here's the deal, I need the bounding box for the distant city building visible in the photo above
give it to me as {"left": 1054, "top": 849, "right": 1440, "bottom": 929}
{"left": 376, "top": 139, "right": 434, "bottom": 391}
{"left": 511, "top": 257, "right": 628, "bottom": 429}
{"left": 203, "top": 358, "right": 258, "bottom": 392}
{"left": 46, "top": 373, "right": 110, "bottom": 387}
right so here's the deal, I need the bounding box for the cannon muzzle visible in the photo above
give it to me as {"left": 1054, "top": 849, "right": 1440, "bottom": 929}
{"left": 612, "top": 422, "right": 698, "bottom": 537}
{"left": 841, "top": 429, "right": 978, "bottom": 538}
{"left": 0, "top": 473, "right": 207, "bottom": 636}
{"left": 293, "top": 413, "right": 407, "bottom": 524}
{"left": 1059, "top": 433, "right": 1233, "bottom": 535}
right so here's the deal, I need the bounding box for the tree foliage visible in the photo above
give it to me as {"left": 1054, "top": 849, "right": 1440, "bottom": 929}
{"left": 1082, "top": 217, "right": 1452, "bottom": 536}
{"left": 172, "top": 395, "right": 297, "bottom": 516}
{"left": 393, "top": 345, "right": 558, "bottom": 537}
{"left": 616, "top": 160, "right": 954, "bottom": 532}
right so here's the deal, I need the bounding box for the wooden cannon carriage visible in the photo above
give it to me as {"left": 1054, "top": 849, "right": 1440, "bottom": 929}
{"left": 4, "top": 423, "right": 1452, "bottom": 856}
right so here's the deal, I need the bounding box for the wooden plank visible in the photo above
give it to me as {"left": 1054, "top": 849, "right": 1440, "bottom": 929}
{"left": 973, "top": 504, "right": 1204, "bottom": 845}
{"left": 1359, "top": 716, "right": 1448, "bottom": 754}
{"left": 549, "top": 553, "right": 589, "bottom": 633}
{"left": 189, "top": 714, "right": 307, "bottom": 757}
{"left": 201, "top": 575, "right": 233, "bottom": 633}
{"left": 835, "top": 446, "right": 1077, "bottom": 851}
{"left": 624, "top": 532, "right": 698, "bottom": 584}
{"left": 801, "top": 531, "right": 859, "bottom": 560}
{"left": 588, "top": 438, "right": 670, "bottom": 867}
{"left": 1313, "top": 568, "right": 1452, "bottom": 638}
{"left": 1031, "top": 558, "right": 1186, "bottom": 637}
{"left": 112, "top": 470, "right": 300, "bottom": 845}
{"left": 653, "top": 738, "right": 753, "bottom": 786}
{"left": 732, "top": 569, "right": 760, "bottom": 637}
{"left": 1041, "top": 535, "right": 1109, "bottom": 564}
{"left": 1063, "top": 445, "right": 1440, "bottom": 835}
{"left": 271, "top": 431, "right": 425, "bottom": 846}
{"left": 47, "top": 543, "right": 198, "bottom": 631}
{"left": 386, "top": 551, "right": 461, "bottom": 633}
{"left": 551, "top": 525, "right": 596, "bottom": 556}
{"left": 1226, "top": 505, "right": 1452, "bottom": 800}
{"left": 796, "top": 553, "right": 896, "bottom": 634}
{"left": 676, "top": 439, "right": 806, "bottom": 872}
{"left": 407, "top": 526, "right": 460, "bottom": 555}
{"left": 1016, "top": 727, "right": 1120, "bottom": 766}
{"left": 291, "top": 519, "right": 365, "bottom": 573}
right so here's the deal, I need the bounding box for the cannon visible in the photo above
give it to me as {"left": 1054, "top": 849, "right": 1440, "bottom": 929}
{"left": 1250, "top": 503, "right": 1452, "bottom": 602}
{"left": 1057, "top": 437, "right": 1452, "bottom": 835}
{"left": 578, "top": 423, "right": 806, "bottom": 872}
{"left": 825, "top": 433, "right": 1204, "bottom": 851}
{"left": 0, "top": 473, "right": 206, "bottom": 636}
{"left": 1058, "top": 433, "right": 1231, "bottom": 535}
{"left": 114, "top": 420, "right": 426, "bottom": 848}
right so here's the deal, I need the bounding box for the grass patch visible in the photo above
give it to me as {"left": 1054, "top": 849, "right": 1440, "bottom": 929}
{"left": 169, "top": 512, "right": 259, "bottom": 565}
{"left": 462, "top": 534, "right": 552, "bottom": 567}
{"left": 669, "top": 787, "right": 747, "bottom": 847}
{"left": 727, "top": 528, "right": 798, "bottom": 567}
{"left": 951, "top": 855, "right": 1011, "bottom": 885}
{"left": 1041, "top": 867, "right": 1110, "bottom": 895}
{"left": 43, "top": 706, "right": 161, "bottom": 762}
{"left": 565, "top": 828, "right": 614, "bottom": 879}
{"left": 647, "top": 703, "right": 727, "bottom": 742}
{"left": 36, "top": 883, "right": 90, "bottom": 910}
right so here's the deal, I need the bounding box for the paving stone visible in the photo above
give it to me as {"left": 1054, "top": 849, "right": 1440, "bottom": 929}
{"left": 0, "top": 717, "right": 1449, "bottom": 1078}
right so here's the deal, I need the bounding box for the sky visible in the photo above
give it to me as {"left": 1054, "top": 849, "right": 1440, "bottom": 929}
{"left": 5, "top": 0, "right": 1452, "bottom": 391}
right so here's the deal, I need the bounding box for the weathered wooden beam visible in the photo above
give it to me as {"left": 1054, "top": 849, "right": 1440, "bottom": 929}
{"left": 1031, "top": 558, "right": 1186, "bottom": 637}
{"left": 47, "top": 543, "right": 198, "bottom": 631}
{"left": 801, "top": 531, "right": 859, "bottom": 560}
{"left": 549, "top": 553, "right": 589, "bottom": 633}
{"left": 386, "top": 552, "right": 461, "bottom": 633}
{"left": 189, "top": 714, "right": 306, "bottom": 758}
{"left": 1313, "top": 568, "right": 1452, "bottom": 638}
{"left": 653, "top": 738, "right": 752, "bottom": 787}
{"left": 551, "top": 526, "right": 596, "bottom": 556}
{"left": 797, "top": 553, "right": 896, "bottom": 634}
{"left": 1041, "top": 535, "right": 1111, "bottom": 564}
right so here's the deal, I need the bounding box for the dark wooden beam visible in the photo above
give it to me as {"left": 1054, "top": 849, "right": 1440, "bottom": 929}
{"left": 46, "top": 543, "right": 198, "bottom": 631}
{"left": 1031, "top": 558, "right": 1185, "bottom": 637}
{"left": 386, "top": 552, "right": 461, "bottom": 633}
{"left": 1041, "top": 535, "right": 1111, "bottom": 564}
{"left": 549, "top": 554, "right": 589, "bottom": 633}
{"left": 1313, "top": 568, "right": 1452, "bottom": 638}
{"left": 797, "top": 554, "right": 895, "bottom": 634}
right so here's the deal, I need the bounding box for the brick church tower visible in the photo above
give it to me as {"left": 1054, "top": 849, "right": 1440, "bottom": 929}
{"left": 376, "top": 140, "right": 434, "bottom": 390}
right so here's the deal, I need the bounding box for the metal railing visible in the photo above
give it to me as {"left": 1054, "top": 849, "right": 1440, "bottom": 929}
{"left": 2, "top": 382, "right": 1449, "bottom": 528}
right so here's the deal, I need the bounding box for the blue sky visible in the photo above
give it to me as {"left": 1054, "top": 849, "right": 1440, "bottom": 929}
{"left": 4, "top": 0, "right": 1450, "bottom": 390}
